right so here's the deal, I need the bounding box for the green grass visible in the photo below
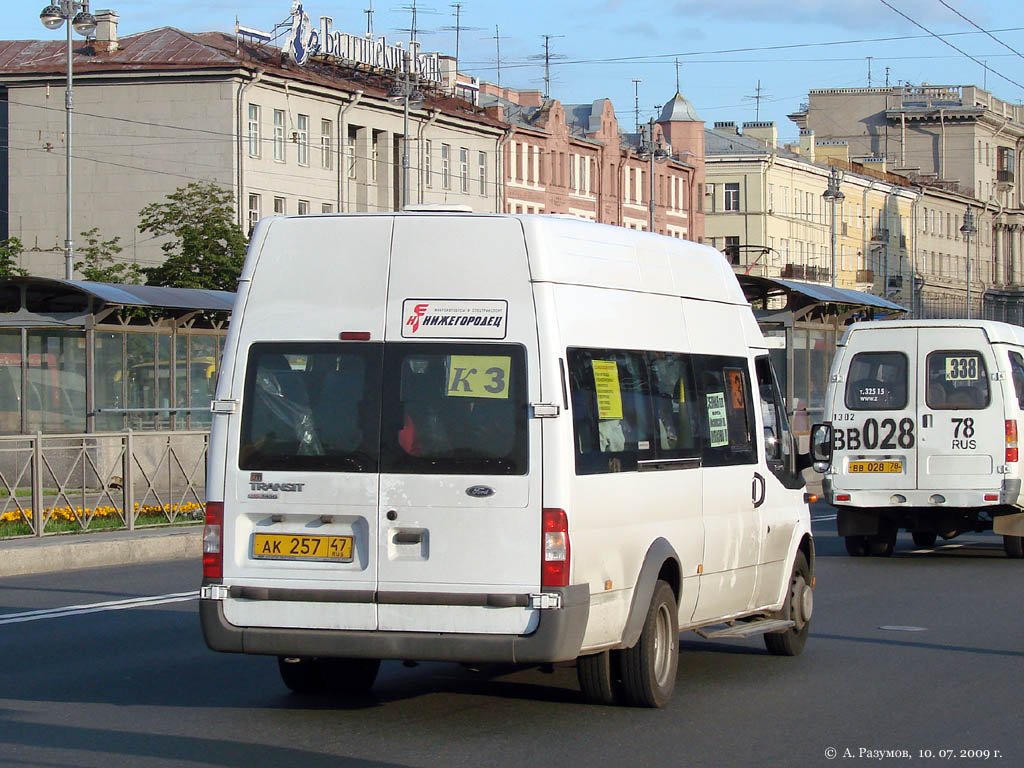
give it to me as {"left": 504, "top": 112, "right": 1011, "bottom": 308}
{"left": 0, "top": 512, "right": 201, "bottom": 538}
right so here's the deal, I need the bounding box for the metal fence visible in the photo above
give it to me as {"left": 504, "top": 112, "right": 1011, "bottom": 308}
{"left": 0, "top": 431, "right": 208, "bottom": 538}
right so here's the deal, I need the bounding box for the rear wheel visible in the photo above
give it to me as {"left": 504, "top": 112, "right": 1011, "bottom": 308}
{"left": 576, "top": 650, "right": 621, "bottom": 705}
{"left": 278, "top": 656, "right": 380, "bottom": 695}
{"left": 764, "top": 551, "right": 812, "bottom": 656}
{"left": 1004, "top": 535, "right": 1024, "bottom": 559}
{"left": 844, "top": 535, "right": 869, "bottom": 557}
{"left": 869, "top": 524, "right": 897, "bottom": 557}
{"left": 619, "top": 580, "right": 679, "bottom": 708}
{"left": 912, "top": 531, "right": 937, "bottom": 548}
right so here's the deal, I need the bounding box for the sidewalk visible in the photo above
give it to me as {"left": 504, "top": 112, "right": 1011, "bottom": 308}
{"left": 0, "top": 525, "right": 202, "bottom": 578}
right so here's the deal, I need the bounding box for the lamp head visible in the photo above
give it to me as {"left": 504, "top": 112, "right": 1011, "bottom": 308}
{"left": 40, "top": 5, "right": 65, "bottom": 30}
{"left": 72, "top": 10, "right": 97, "bottom": 37}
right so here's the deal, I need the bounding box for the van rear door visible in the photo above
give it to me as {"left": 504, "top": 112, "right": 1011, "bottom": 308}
{"left": 916, "top": 327, "right": 1002, "bottom": 490}
{"left": 834, "top": 327, "right": 918, "bottom": 491}
{"left": 377, "top": 215, "right": 543, "bottom": 635}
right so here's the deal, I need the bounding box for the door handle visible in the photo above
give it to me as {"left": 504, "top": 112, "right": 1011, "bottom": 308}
{"left": 393, "top": 531, "right": 423, "bottom": 545}
{"left": 752, "top": 472, "right": 766, "bottom": 508}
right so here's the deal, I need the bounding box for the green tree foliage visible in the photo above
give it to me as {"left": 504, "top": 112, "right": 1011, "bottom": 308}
{"left": 74, "top": 227, "right": 142, "bottom": 284}
{"left": 138, "top": 182, "right": 248, "bottom": 291}
{"left": 0, "top": 237, "right": 28, "bottom": 278}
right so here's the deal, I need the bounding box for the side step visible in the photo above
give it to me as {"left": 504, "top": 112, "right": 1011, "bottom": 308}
{"left": 695, "top": 618, "right": 795, "bottom": 640}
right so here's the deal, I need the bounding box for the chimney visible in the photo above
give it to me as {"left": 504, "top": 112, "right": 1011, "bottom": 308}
{"left": 860, "top": 156, "right": 887, "bottom": 174}
{"left": 714, "top": 121, "right": 738, "bottom": 135}
{"left": 799, "top": 129, "right": 815, "bottom": 162}
{"left": 94, "top": 9, "right": 119, "bottom": 52}
{"left": 816, "top": 139, "right": 850, "bottom": 164}
{"left": 742, "top": 121, "right": 778, "bottom": 148}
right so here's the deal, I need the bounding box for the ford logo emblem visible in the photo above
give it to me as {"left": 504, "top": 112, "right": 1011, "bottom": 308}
{"left": 466, "top": 485, "right": 495, "bottom": 498}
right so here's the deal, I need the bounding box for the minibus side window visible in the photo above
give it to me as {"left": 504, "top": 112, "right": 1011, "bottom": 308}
{"left": 694, "top": 355, "right": 757, "bottom": 468}
{"left": 755, "top": 354, "right": 800, "bottom": 486}
{"left": 648, "top": 352, "right": 701, "bottom": 459}
{"left": 567, "top": 348, "right": 657, "bottom": 475}
{"left": 1008, "top": 351, "right": 1024, "bottom": 408}
{"left": 845, "top": 351, "right": 908, "bottom": 410}
{"left": 926, "top": 350, "right": 990, "bottom": 410}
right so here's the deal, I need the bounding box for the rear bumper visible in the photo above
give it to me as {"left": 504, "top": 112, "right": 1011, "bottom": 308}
{"left": 199, "top": 583, "right": 590, "bottom": 665}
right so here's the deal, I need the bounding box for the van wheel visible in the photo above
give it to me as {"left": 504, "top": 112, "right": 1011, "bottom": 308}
{"left": 278, "top": 656, "right": 380, "bottom": 695}
{"left": 869, "top": 525, "right": 897, "bottom": 557}
{"left": 912, "top": 531, "right": 937, "bottom": 548}
{"left": 576, "top": 650, "right": 621, "bottom": 705}
{"left": 619, "top": 580, "right": 679, "bottom": 708}
{"left": 765, "top": 551, "right": 812, "bottom": 657}
{"left": 844, "top": 536, "right": 869, "bottom": 557}
{"left": 1004, "top": 535, "right": 1024, "bottom": 559}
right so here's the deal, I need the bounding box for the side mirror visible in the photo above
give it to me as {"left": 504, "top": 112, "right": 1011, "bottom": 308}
{"left": 763, "top": 426, "right": 780, "bottom": 461}
{"left": 810, "top": 423, "right": 833, "bottom": 473}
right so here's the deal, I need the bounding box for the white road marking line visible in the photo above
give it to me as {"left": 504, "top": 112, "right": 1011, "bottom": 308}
{"left": 0, "top": 591, "right": 198, "bottom": 626}
{"left": 812, "top": 514, "right": 838, "bottom": 522}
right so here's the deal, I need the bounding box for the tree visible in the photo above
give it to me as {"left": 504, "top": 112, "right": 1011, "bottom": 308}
{"left": 138, "top": 181, "right": 248, "bottom": 291}
{"left": 0, "top": 237, "right": 28, "bottom": 278}
{"left": 74, "top": 227, "right": 142, "bottom": 284}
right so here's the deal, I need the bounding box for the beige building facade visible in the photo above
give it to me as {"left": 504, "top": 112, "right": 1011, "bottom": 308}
{"left": 0, "top": 14, "right": 506, "bottom": 277}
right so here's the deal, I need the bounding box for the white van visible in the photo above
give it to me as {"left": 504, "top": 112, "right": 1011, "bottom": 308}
{"left": 199, "top": 212, "right": 814, "bottom": 707}
{"left": 812, "top": 318, "right": 1024, "bottom": 558}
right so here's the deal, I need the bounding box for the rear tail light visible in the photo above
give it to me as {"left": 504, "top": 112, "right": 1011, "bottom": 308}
{"left": 542, "top": 508, "right": 570, "bottom": 587}
{"left": 836, "top": 494, "right": 851, "bottom": 502}
{"left": 203, "top": 502, "right": 224, "bottom": 580}
{"left": 1006, "top": 420, "right": 1018, "bottom": 463}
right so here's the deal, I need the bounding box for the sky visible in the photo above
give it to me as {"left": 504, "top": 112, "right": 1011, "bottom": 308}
{"left": 9, "top": 0, "right": 1024, "bottom": 144}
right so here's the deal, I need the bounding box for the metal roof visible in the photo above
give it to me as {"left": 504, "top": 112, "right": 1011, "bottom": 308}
{"left": 4, "top": 278, "right": 234, "bottom": 312}
{"left": 739, "top": 275, "right": 906, "bottom": 314}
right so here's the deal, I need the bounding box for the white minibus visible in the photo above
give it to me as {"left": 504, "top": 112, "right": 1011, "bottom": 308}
{"left": 812, "top": 318, "right": 1024, "bottom": 558}
{"left": 200, "top": 212, "right": 814, "bottom": 707}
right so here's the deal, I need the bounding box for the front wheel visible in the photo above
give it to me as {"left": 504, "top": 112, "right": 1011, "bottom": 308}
{"left": 764, "top": 551, "right": 812, "bottom": 656}
{"left": 619, "top": 580, "right": 679, "bottom": 708}
{"left": 1004, "top": 535, "right": 1024, "bottom": 559}
{"left": 869, "top": 525, "right": 897, "bottom": 557}
{"left": 278, "top": 656, "right": 380, "bottom": 695}
{"left": 844, "top": 535, "right": 869, "bottom": 557}
{"left": 912, "top": 531, "right": 937, "bottom": 548}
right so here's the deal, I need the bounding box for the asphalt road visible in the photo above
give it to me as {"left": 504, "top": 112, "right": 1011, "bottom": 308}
{"left": 0, "top": 507, "right": 1021, "bottom": 768}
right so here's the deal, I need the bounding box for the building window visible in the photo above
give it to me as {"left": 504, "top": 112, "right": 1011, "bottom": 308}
{"left": 724, "top": 236, "right": 740, "bottom": 263}
{"left": 273, "top": 196, "right": 286, "bottom": 215}
{"left": 247, "top": 104, "right": 260, "bottom": 158}
{"left": 478, "top": 151, "right": 487, "bottom": 195}
{"left": 527, "top": 145, "right": 534, "bottom": 184}
{"left": 346, "top": 133, "right": 357, "bottom": 180}
{"left": 460, "top": 147, "right": 469, "bottom": 193}
{"left": 371, "top": 132, "right": 380, "bottom": 182}
{"left": 297, "top": 200, "right": 310, "bottom": 215}
{"left": 273, "top": 110, "right": 286, "bottom": 162}
{"left": 425, "top": 140, "right": 433, "bottom": 187}
{"left": 569, "top": 153, "right": 576, "bottom": 191}
{"left": 247, "top": 193, "right": 260, "bottom": 234}
{"left": 322, "top": 203, "right": 333, "bottom": 213}
{"left": 441, "top": 144, "right": 451, "bottom": 189}
{"left": 725, "top": 182, "right": 740, "bottom": 211}
{"left": 321, "top": 119, "right": 333, "bottom": 170}
{"left": 296, "top": 114, "right": 309, "bottom": 166}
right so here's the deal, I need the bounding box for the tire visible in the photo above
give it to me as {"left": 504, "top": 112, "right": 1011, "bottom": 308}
{"left": 278, "top": 656, "right": 380, "bottom": 695}
{"left": 619, "top": 580, "right": 679, "bottom": 708}
{"left": 869, "top": 525, "right": 897, "bottom": 557}
{"left": 576, "top": 650, "right": 620, "bottom": 705}
{"left": 844, "top": 535, "right": 869, "bottom": 557}
{"left": 764, "top": 551, "right": 812, "bottom": 657}
{"left": 912, "top": 531, "right": 937, "bottom": 548}
{"left": 1004, "top": 535, "right": 1024, "bottom": 559}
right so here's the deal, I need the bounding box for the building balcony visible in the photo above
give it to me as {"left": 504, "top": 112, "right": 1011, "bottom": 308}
{"left": 781, "top": 263, "right": 830, "bottom": 283}
{"left": 871, "top": 228, "right": 889, "bottom": 242}
{"left": 997, "top": 169, "right": 1014, "bottom": 185}
{"left": 856, "top": 269, "right": 874, "bottom": 283}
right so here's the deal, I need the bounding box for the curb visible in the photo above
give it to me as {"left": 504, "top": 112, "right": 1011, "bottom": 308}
{"left": 0, "top": 526, "right": 202, "bottom": 578}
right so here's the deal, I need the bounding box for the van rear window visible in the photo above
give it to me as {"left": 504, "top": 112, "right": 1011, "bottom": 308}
{"left": 926, "top": 350, "right": 990, "bottom": 410}
{"left": 239, "top": 342, "right": 528, "bottom": 475}
{"left": 845, "top": 351, "right": 908, "bottom": 411}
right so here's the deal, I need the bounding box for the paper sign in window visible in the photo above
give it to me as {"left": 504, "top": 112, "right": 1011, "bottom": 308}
{"left": 446, "top": 355, "right": 512, "bottom": 399}
{"left": 944, "top": 356, "right": 979, "bottom": 381}
{"left": 706, "top": 391, "right": 729, "bottom": 447}
{"left": 727, "top": 369, "right": 745, "bottom": 409}
{"left": 592, "top": 360, "right": 623, "bottom": 420}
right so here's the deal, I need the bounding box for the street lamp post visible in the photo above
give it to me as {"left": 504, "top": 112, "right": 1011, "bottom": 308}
{"left": 388, "top": 52, "right": 424, "bottom": 210}
{"left": 822, "top": 167, "right": 844, "bottom": 288}
{"left": 960, "top": 205, "right": 977, "bottom": 319}
{"left": 641, "top": 117, "right": 668, "bottom": 232}
{"left": 40, "top": 2, "right": 96, "bottom": 280}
